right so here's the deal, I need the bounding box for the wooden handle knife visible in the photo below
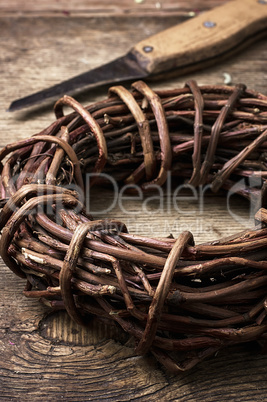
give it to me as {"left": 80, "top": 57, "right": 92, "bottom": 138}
{"left": 8, "top": 0, "right": 267, "bottom": 111}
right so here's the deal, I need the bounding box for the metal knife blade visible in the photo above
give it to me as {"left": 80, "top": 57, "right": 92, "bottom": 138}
{"left": 8, "top": 54, "right": 147, "bottom": 112}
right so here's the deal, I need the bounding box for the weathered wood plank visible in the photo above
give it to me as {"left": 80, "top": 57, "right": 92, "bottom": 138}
{"left": 0, "top": 1, "right": 227, "bottom": 17}
{"left": 1, "top": 3, "right": 267, "bottom": 400}
{"left": 1, "top": 301, "right": 267, "bottom": 401}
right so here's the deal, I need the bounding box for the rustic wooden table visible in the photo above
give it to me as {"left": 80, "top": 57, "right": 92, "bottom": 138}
{"left": 1, "top": 0, "right": 267, "bottom": 400}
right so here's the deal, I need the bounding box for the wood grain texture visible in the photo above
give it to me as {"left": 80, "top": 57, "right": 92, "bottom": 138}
{"left": 1, "top": 1, "right": 267, "bottom": 400}
{"left": 0, "top": 0, "right": 227, "bottom": 17}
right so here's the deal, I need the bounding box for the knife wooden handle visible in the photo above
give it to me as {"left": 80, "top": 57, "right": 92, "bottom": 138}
{"left": 131, "top": 0, "right": 267, "bottom": 75}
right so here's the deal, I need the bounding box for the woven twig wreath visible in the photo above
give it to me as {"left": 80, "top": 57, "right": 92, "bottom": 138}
{"left": 1, "top": 80, "right": 267, "bottom": 373}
